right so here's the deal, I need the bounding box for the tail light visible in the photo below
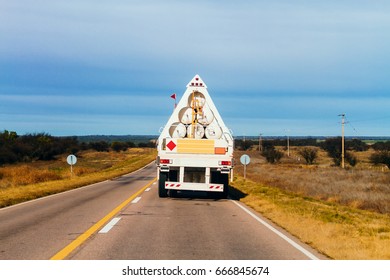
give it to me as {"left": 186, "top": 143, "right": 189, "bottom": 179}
{"left": 219, "top": 161, "right": 231, "bottom": 166}
{"left": 160, "top": 159, "right": 172, "bottom": 164}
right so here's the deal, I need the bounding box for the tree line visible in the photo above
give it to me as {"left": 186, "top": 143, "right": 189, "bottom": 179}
{"left": 235, "top": 137, "right": 390, "bottom": 168}
{"left": 0, "top": 130, "right": 155, "bottom": 165}
{"left": 2, "top": 130, "right": 389, "bottom": 168}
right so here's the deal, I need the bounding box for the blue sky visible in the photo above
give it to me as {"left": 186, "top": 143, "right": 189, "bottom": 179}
{"left": 1, "top": 0, "right": 390, "bottom": 136}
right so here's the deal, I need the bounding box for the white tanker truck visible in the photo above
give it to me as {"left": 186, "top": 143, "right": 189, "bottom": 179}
{"left": 156, "top": 74, "right": 234, "bottom": 198}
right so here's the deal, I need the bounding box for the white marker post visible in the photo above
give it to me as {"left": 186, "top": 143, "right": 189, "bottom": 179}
{"left": 66, "top": 154, "right": 77, "bottom": 177}
{"left": 240, "top": 154, "right": 251, "bottom": 180}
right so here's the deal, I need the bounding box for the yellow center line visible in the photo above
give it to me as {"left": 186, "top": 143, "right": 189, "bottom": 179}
{"left": 50, "top": 178, "right": 157, "bottom": 260}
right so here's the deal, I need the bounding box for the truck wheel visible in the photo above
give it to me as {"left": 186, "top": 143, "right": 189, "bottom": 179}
{"left": 169, "top": 190, "right": 178, "bottom": 198}
{"left": 158, "top": 172, "right": 168, "bottom": 198}
{"left": 221, "top": 173, "right": 229, "bottom": 199}
{"left": 210, "top": 172, "right": 229, "bottom": 199}
{"left": 216, "top": 173, "right": 229, "bottom": 199}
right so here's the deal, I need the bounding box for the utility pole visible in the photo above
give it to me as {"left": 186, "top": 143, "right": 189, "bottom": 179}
{"left": 339, "top": 113, "right": 345, "bottom": 169}
{"left": 285, "top": 129, "right": 290, "bottom": 157}
{"left": 287, "top": 134, "right": 290, "bottom": 157}
{"left": 259, "top": 133, "right": 263, "bottom": 152}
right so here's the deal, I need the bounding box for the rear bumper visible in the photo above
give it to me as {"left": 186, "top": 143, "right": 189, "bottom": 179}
{"left": 165, "top": 182, "right": 224, "bottom": 192}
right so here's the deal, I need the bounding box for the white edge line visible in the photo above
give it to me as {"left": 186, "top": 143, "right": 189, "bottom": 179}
{"left": 0, "top": 161, "right": 155, "bottom": 212}
{"left": 131, "top": 197, "right": 142, "bottom": 204}
{"left": 231, "top": 200, "right": 320, "bottom": 260}
{"left": 98, "top": 217, "right": 121, "bottom": 234}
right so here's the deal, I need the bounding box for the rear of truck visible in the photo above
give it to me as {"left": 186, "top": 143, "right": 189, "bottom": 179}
{"left": 156, "top": 75, "right": 234, "bottom": 198}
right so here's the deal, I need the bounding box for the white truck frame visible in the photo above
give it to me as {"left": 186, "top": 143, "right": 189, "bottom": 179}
{"left": 156, "top": 75, "right": 234, "bottom": 198}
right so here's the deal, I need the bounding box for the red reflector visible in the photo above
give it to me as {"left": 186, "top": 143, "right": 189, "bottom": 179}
{"left": 160, "top": 159, "right": 171, "bottom": 164}
{"left": 220, "top": 161, "right": 231, "bottom": 166}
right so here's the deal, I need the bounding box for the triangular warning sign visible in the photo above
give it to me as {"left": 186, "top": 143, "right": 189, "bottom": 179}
{"left": 186, "top": 74, "right": 207, "bottom": 88}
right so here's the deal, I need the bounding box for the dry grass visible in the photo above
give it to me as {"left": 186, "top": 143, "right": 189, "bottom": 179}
{"left": 232, "top": 148, "right": 390, "bottom": 259}
{"left": 0, "top": 148, "right": 157, "bottom": 208}
{"left": 231, "top": 177, "right": 390, "bottom": 259}
{"left": 235, "top": 149, "right": 390, "bottom": 214}
{"left": 0, "top": 165, "right": 62, "bottom": 187}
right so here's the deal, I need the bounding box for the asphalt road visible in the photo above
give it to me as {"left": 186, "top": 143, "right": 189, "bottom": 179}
{"left": 0, "top": 163, "right": 325, "bottom": 260}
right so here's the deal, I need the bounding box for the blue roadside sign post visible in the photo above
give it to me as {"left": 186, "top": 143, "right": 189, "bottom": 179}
{"left": 66, "top": 154, "right": 77, "bottom": 177}
{"left": 240, "top": 154, "right": 251, "bottom": 180}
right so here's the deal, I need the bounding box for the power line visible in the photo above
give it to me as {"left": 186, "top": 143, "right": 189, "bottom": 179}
{"left": 344, "top": 115, "right": 357, "bottom": 133}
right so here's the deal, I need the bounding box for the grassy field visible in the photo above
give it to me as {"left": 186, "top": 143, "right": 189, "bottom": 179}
{"left": 235, "top": 148, "right": 390, "bottom": 214}
{"left": 0, "top": 148, "right": 157, "bottom": 208}
{"left": 232, "top": 148, "right": 390, "bottom": 259}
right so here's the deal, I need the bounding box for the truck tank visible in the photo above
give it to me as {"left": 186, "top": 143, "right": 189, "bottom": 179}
{"left": 156, "top": 74, "right": 234, "bottom": 198}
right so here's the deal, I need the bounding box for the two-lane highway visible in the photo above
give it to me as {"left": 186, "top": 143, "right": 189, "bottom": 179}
{"left": 0, "top": 163, "right": 156, "bottom": 259}
{"left": 0, "top": 163, "right": 325, "bottom": 260}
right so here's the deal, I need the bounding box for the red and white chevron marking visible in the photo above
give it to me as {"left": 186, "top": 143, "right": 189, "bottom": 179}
{"left": 164, "top": 183, "right": 223, "bottom": 190}
{"left": 165, "top": 183, "right": 181, "bottom": 188}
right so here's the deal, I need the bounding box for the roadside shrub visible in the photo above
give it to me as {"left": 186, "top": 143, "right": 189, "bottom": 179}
{"left": 298, "top": 147, "right": 318, "bottom": 165}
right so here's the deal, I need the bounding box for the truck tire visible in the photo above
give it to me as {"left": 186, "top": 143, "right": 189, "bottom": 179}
{"left": 210, "top": 172, "right": 229, "bottom": 199}
{"left": 219, "top": 173, "right": 229, "bottom": 199}
{"left": 169, "top": 190, "right": 178, "bottom": 198}
{"left": 158, "top": 172, "right": 168, "bottom": 198}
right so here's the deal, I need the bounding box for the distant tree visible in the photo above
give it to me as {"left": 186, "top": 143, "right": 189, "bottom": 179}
{"left": 321, "top": 137, "right": 341, "bottom": 158}
{"left": 346, "top": 139, "right": 368, "bottom": 152}
{"left": 0, "top": 130, "right": 18, "bottom": 143}
{"left": 298, "top": 147, "right": 318, "bottom": 165}
{"left": 89, "top": 141, "right": 110, "bottom": 152}
{"left": 235, "top": 139, "right": 255, "bottom": 151}
{"left": 0, "top": 131, "right": 82, "bottom": 164}
{"left": 261, "top": 140, "right": 276, "bottom": 151}
{"left": 372, "top": 141, "right": 390, "bottom": 151}
{"left": 320, "top": 137, "right": 359, "bottom": 167}
{"left": 80, "top": 142, "right": 89, "bottom": 151}
{"left": 321, "top": 137, "right": 343, "bottom": 166}
{"left": 0, "top": 148, "right": 18, "bottom": 164}
{"left": 290, "top": 138, "right": 319, "bottom": 147}
{"left": 126, "top": 141, "right": 136, "bottom": 148}
{"left": 262, "top": 146, "right": 283, "bottom": 164}
{"left": 138, "top": 141, "right": 155, "bottom": 148}
{"left": 370, "top": 151, "right": 390, "bottom": 168}
{"left": 346, "top": 151, "right": 358, "bottom": 167}
{"left": 111, "top": 141, "right": 128, "bottom": 152}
